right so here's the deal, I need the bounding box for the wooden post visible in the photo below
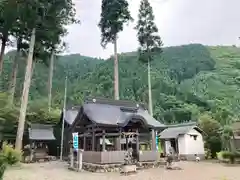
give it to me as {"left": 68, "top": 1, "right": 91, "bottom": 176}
{"left": 115, "top": 137, "right": 121, "bottom": 151}
{"left": 70, "top": 148, "right": 74, "bottom": 168}
{"left": 78, "top": 149, "right": 83, "bottom": 171}
{"left": 151, "top": 129, "right": 156, "bottom": 150}
{"left": 102, "top": 130, "right": 106, "bottom": 151}
{"left": 30, "top": 142, "right": 34, "bottom": 162}
{"left": 126, "top": 136, "right": 128, "bottom": 150}
{"left": 116, "top": 129, "right": 121, "bottom": 150}
{"left": 83, "top": 136, "right": 86, "bottom": 150}
{"left": 136, "top": 129, "right": 139, "bottom": 153}
{"left": 92, "top": 130, "right": 95, "bottom": 151}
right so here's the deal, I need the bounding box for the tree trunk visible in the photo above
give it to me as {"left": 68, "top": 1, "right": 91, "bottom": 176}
{"left": 15, "top": 28, "right": 36, "bottom": 150}
{"left": 0, "top": 35, "right": 7, "bottom": 75}
{"left": 113, "top": 38, "right": 119, "bottom": 100}
{"left": 147, "top": 59, "right": 153, "bottom": 116}
{"left": 228, "top": 133, "right": 235, "bottom": 152}
{"left": 8, "top": 47, "right": 20, "bottom": 105}
{"left": 48, "top": 51, "right": 54, "bottom": 112}
{"left": 31, "top": 60, "right": 35, "bottom": 80}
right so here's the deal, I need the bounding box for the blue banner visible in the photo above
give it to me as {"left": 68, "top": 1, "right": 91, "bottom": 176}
{"left": 72, "top": 132, "right": 78, "bottom": 150}
{"left": 155, "top": 131, "right": 158, "bottom": 151}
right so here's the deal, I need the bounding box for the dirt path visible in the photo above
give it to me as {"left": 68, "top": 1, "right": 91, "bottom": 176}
{"left": 4, "top": 161, "right": 240, "bottom": 180}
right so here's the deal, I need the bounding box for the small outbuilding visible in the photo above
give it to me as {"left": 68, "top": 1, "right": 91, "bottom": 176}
{"left": 28, "top": 124, "right": 56, "bottom": 161}
{"left": 159, "top": 123, "right": 205, "bottom": 160}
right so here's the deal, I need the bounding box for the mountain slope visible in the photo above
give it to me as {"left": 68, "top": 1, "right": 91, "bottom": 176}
{"left": 1, "top": 44, "right": 240, "bottom": 125}
{"left": 1, "top": 52, "right": 103, "bottom": 103}
{"left": 179, "top": 46, "right": 240, "bottom": 124}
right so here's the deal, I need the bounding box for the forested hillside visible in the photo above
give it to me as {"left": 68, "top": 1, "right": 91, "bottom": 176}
{"left": 1, "top": 44, "right": 240, "bottom": 125}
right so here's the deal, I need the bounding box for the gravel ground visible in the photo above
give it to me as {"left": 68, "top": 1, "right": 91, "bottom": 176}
{"left": 4, "top": 161, "right": 240, "bottom": 180}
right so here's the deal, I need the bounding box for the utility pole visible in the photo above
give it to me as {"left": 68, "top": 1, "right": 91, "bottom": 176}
{"left": 60, "top": 76, "right": 68, "bottom": 161}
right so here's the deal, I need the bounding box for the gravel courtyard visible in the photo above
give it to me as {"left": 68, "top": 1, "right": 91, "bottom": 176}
{"left": 4, "top": 161, "right": 239, "bottom": 180}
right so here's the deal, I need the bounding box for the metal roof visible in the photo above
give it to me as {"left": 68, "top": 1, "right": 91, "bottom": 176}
{"left": 28, "top": 124, "right": 56, "bottom": 140}
{"left": 159, "top": 125, "right": 201, "bottom": 139}
{"left": 83, "top": 102, "right": 165, "bottom": 128}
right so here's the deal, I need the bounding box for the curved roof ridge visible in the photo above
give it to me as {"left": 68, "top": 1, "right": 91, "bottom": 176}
{"left": 82, "top": 102, "right": 165, "bottom": 128}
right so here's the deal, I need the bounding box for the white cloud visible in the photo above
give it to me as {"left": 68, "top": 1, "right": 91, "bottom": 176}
{"left": 7, "top": 0, "right": 240, "bottom": 58}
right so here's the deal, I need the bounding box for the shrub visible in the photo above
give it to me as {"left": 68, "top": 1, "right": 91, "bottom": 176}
{"left": 221, "top": 150, "right": 240, "bottom": 164}
{"left": 217, "top": 151, "right": 224, "bottom": 161}
{"left": 221, "top": 151, "right": 233, "bottom": 158}
{"left": 205, "top": 149, "right": 211, "bottom": 159}
{"left": 234, "top": 151, "right": 240, "bottom": 158}
{"left": 0, "top": 142, "right": 22, "bottom": 180}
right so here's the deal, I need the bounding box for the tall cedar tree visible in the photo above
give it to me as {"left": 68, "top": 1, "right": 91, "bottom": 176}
{"left": 0, "top": 0, "right": 20, "bottom": 75}
{"left": 98, "top": 0, "right": 132, "bottom": 100}
{"left": 135, "top": 0, "right": 163, "bottom": 116}
{"left": 15, "top": 0, "right": 77, "bottom": 150}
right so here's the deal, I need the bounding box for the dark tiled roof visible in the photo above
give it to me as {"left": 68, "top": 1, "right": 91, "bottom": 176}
{"left": 61, "top": 98, "right": 165, "bottom": 128}
{"left": 28, "top": 124, "right": 56, "bottom": 140}
{"left": 85, "top": 97, "right": 147, "bottom": 109}
{"left": 60, "top": 106, "right": 80, "bottom": 125}
{"left": 159, "top": 125, "right": 202, "bottom": 139}
{"left": 83, "top": 100, "right": 165, "bottom": 128}
{"left": 167, "top": 121, "right": 197, "bottom": 128}
{"left": 64, "top": 109, "right": 79, "bottom": 125}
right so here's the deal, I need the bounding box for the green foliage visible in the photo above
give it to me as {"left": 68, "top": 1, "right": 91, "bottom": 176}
{"left": 217, "top": 151, "right": 224, "bottom": 160}
{"left": 0, "top": 142, "right": 22, "bottom": 179}
{"left": 1, "top": 44, "right": 240, "bottom": 128}
{"left": 199, "top": 113, "right": 221, "bottom": 136}
{"left": 199, "top": 113, "right": 222, "bottom": 158}
{"left": 0, "top": 44, "right": 230, "bottom": 124}
{"left": 0, "top": 92, "right": 60, "bottom": 140}
{"left": 1, "top": 52, "right": 103, "bottom": 106}
{"left": 0, "top": 142, "right": 22, "bottom": 165}
{"left": 98, "top": 0, "right": 132, "bottom": 47}
{"left": 221, "top": 125, "right": 234, "bottom": 151}
{"left": 205, "top": 149, "right": 211, "bottom": 159}
{"left": 136, "top": 0, "right": 163, "bottom": 63}
{"left": 221, "top": 150, "right": 240, "bottom": 164}
{"left": 0, "top": 0, "right": 19, "bottom": 39}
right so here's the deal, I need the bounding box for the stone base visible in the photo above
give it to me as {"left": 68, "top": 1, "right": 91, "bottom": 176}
{"left": 137, "top": 161, "right": 165, "bottom": 169}
{"left": 22, "top": 156, "right": 57, "bottom": 163}
{"left": 83, "top": 163, "right": 121, "bottom": 173}
{"left": 69, "top": 161, "right": 165, "bottom": 173}
{"left": 179, "top": 154, "right": 205, "bottom": 161}
{"left": 121, "top": 165, "right": 137, "bottom": 175}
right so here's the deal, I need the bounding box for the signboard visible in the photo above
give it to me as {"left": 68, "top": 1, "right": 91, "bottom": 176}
{"left": 155, "top": 131, "right": 158, "bottom": 151}
{"left": 155, "top": 131, "right": 162, "bottom": 152}
{"left": 72, "top": 132, "right": 78, "bottom": 150}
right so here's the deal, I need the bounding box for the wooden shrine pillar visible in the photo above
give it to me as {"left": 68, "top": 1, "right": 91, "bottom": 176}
{"left": 70, "top": 148, "right": 74, "bottom": 168}
{"left": 102, "top": 129, "right": 106, "bottom": 151}
{"left": 136, "top": 129, "right": 139, "bottom": 154}
{"left": 115, "top": 130, "right": 121, "bottom": 151}
{"left": 92, "top": 130, "right": 95, "bottom": 151}
{"left": 115, "top": 137, "right": 121, "bottom": 151}
{"left": 126, "top": 136, "right": 129, "bottom": 149}
{"left": 151, "top": 129, "right": 156, "bottom": 150}
{"left": 83, "top": 136, "right": 86, "bottom": 150}
{"left": 96, "top": 137, "right": 100, "bottom": 151}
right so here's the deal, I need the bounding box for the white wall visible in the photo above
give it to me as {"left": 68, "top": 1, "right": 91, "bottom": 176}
{"left": 164, "top": 140, "right": 171, "bottom": 154}
{"left": 177, "top": 135, "right": 186, "bottom": 154}
{"left": 163, "top": 128, "right": 205, "bottom": 155}
{"left": 184, "top": 128, "right": 205, "bottom": 155}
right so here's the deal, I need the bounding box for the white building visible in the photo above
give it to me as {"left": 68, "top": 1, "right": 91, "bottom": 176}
{"left": 159, "top": 124, "right": 205, "bottom": 160}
